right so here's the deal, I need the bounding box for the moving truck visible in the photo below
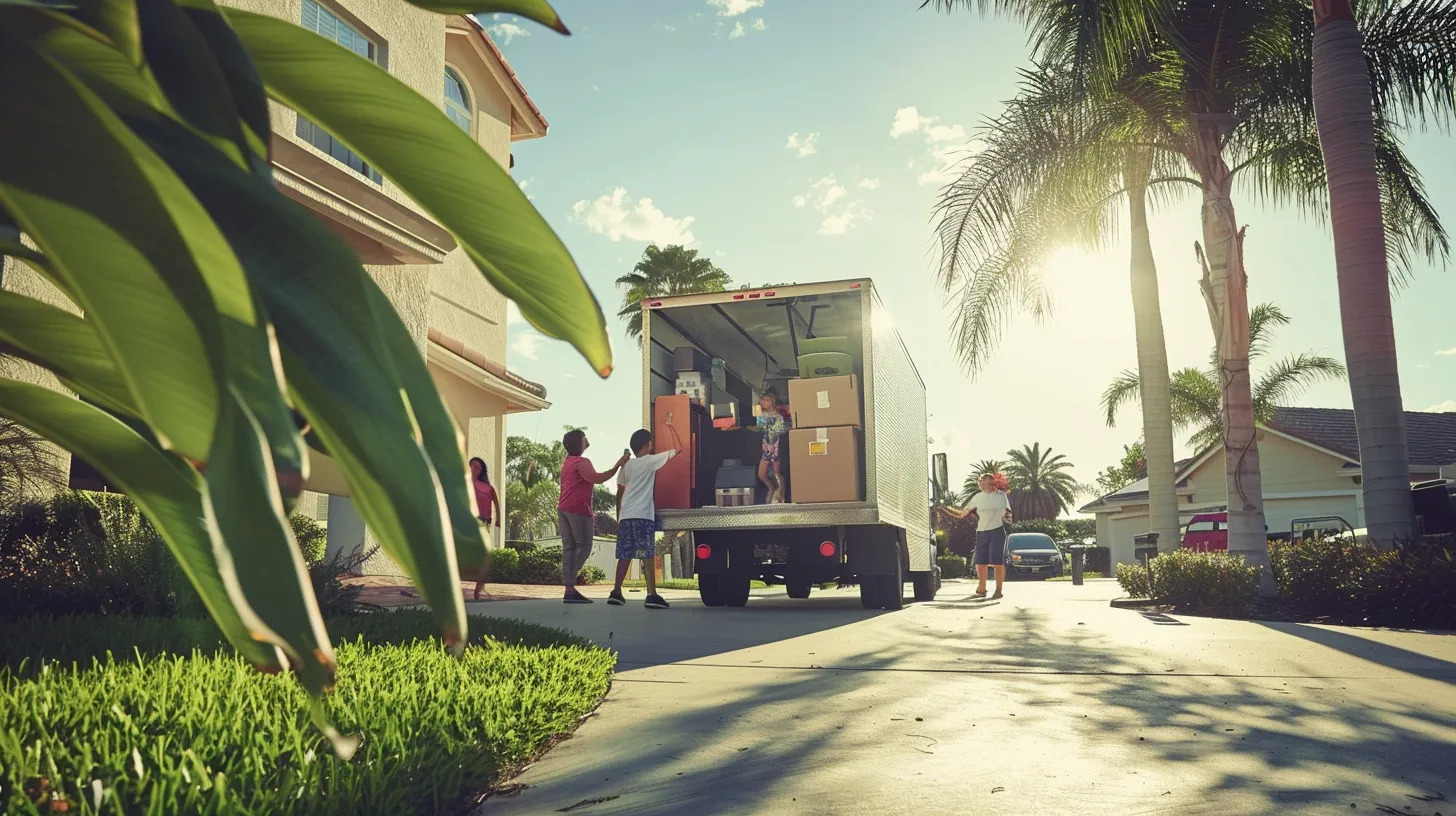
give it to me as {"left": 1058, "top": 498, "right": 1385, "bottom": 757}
{"left": 639, "top": 279, "right": 937, "bottom": 610}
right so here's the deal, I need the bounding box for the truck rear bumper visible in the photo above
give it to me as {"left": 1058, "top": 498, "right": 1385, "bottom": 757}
{"left": 658, "top": 502, "right": 880, "bottom": 531}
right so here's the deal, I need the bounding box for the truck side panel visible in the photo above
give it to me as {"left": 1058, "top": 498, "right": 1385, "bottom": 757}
{"left": 865, "top": 291, "right": 931, "bottom": 569}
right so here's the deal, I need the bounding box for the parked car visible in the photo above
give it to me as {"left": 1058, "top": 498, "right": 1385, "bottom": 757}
{"left": 1180, "top": 513, "right": 1228, "bottom": 552}
{"left": 1005, "top": 533, "right": 1064, "bottom": 579}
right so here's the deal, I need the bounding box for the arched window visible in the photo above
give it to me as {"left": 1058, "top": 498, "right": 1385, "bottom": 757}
{"left": 444, "top": 68, "right": 472, "bottom": 132}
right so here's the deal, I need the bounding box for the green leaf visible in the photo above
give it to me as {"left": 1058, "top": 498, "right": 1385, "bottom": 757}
{"left": 0, "top": 292, "right": 136, "bottom": 416}
{"left": 0, "top": 20, "right": 220, "bottom": 459}
{"left": 0, "top": 377, "right": 283, "bottom": 671}
{"left": 205, "top": 388, "right": 337, "bottom": 700}
{"left": 173, "top": 0, "right": 272, "bottom": 172}
{"left": 129, "top": 117, "right": 469, "bottom": 647}
{"left": 63, "top": 0, "right": 141, "bottom": 65}
{"left": 412, "top": 1, "right": 569, "bottom": 34}
{"left": 225, "top": 9, "right": 612, "bottom": 377}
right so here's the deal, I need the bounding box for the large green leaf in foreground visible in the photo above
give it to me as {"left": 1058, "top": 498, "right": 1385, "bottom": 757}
{"left": 225, "top": 8, "right": 612, "bottom": 377}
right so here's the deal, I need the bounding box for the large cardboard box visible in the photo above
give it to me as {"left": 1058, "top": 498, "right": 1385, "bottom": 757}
{"left": 787, "top": 427, "right": 862, "bottom": 504}
{"left": 788, "top": 375, "right": 862, "bottom": 429}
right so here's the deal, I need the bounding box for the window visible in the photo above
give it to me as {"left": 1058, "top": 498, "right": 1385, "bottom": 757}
{"left": 444, "top": 67, "right": 472, "bottom": 132}
{"left": 297, "top": 0, "right": 382, "bottom": 183}
{"left": 1186, "top": 521, "right": 1215, "bottom": 533}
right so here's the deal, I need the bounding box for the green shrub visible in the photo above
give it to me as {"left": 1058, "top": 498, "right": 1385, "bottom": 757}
{"left": 487, "top": 547, "right": 520, "bottom": 583}
{"left": 290, "top": 513, "right": 328, "bottom": 565}
{"left": 1270, "top": 536, "right": 1456, "bottom": 628}
{"left": 495, "top": 546, "right": 602, "bottom": 585}
{"left": 936, "top": 555, "right": 968, "bottom": 579}
{"left": 1084, "top": 546, "right": 1111, "bottom": 575}
{"left": 504, "top": 539, "right": 538, "bottom": 553}
{"left": 0, "top": 612, "right": 614, "bottom": 815}
{"left": 1115, "top": 549, "right": 1260, "bottom": 612}
{"left": 578, "top": 565, "right": 606, "bottom": 585}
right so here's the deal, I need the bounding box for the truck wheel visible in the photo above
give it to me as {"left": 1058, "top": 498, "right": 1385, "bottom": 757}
{"left": 911, "top": 570, "right": 936, "bottom": 602}
{"left": 719, "top": 572, "right": 751, "bottom": 607}
{"left": 858, "top": 579, "right": 880, "bottom": 609}
{"left": 786, "top": 580, "right": 811, "bottom": 599}
{"left": 877, "top": 556, "right": 905, "bottom": 610}
{"left": 698, "top": 575, "right": 725, "bottom": 607}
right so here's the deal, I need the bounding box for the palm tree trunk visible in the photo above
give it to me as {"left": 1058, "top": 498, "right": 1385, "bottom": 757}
{"left": 1125, "top": 150, "right": 1180, "bottom": 554}
{"left": 1191, "top": 120, "right": 1274, "bottom": 593}
{"left": 1312, "top": 0, "right": 1414, "bottom": 545}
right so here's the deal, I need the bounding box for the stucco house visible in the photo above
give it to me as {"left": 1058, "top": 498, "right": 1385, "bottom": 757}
{"left": 0, "top": 3, "right": 549, "bottom": 576}
{"left": 1080, "top": 407, "right": 1456, "bottom": 566}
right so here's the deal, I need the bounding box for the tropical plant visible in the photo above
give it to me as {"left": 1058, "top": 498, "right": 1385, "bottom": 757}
{"left": 0, "top": 358, "right": 66, "bottom": 511}
{"left": 1103, "top": 304, "right": 1347, "bottom": 451}
{"left": 506, "top": 436, "right": 565, "bottom": 488}
{"left": 505, "top": 478, "right": 559, "bottom": 541}
{"left": 1095, "top": 439, "right": 1148, "bottom": 495}
{"left": 922, "top": 0, "right": 1453, "bottom": 563}
{"left": 0, "top": 0, "right": 602, "bottom": 743}
{"left": 959, "top": 458, "right": 1008, "bottom": 502}
{"left": 1003, "top": 443, "right": 1080, "bottom": 520}
{"left": 616, "top": 244, "right": 731, "bottom": 340}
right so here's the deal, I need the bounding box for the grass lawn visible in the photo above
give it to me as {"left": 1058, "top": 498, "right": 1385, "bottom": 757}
{"left": 1, "top": 611, "right": 614, "bottom": 815}
{"left": 1046, "top": 571, "right": 1105, "bottom": 582}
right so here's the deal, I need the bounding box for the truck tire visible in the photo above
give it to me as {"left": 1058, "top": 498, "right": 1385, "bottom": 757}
{"left": 858, "top": 579, "right": 880, "bottom": 609}
{"left": 911, "top": 570, "right": 937, "bottom": 602}
{"left": 786, "top": 580, "right": 811, "bottom": 599}
{"left": 877, "top": 556, "right": 905, "bottom": 610}
{"left": 719, "top": 572, "right": 751, "bottom": 607}
{"left": 698, "top": 575, "right": 725, "bottom": 607}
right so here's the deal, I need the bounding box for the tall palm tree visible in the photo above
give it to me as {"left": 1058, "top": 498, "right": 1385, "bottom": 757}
{"left": 1104, "top": 303, "right": 1347, "bottom": 451}
{"left": 1004, "top": 443, "right": 1080, "bottom": 520}
{"left": 504, "top": 478, "right": 559, "bottom": 541}
{"left": 1307, "top": 0, "right": 1456, "bottom": 542}
{"left": 924, "top": 0, "right": 1452, "bottom": 565}
{"left": 615, "top": 244, "right": 731, "bottom": 341}
{"left": 960, "top": 457, "right": 1009, "bottom": 502}
{"left": 505, "top": 435, "right": 564, "bottom": 489}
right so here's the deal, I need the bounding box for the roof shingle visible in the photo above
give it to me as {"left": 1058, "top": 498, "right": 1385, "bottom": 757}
{"left": 1268, "top": 407, "right": 1456, "bottom": 468}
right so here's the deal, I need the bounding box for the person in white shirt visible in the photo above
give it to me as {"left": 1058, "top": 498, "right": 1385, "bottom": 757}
{"left": 608, "top": 428, "right": 679, "bottom": 609}
{"left": 945, "top": 473, "right": 1014, "bottom": 599}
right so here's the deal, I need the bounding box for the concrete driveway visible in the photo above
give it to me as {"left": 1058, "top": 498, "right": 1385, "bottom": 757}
{"left": 473, "top": 579, "right": 1456, "bottom": 816}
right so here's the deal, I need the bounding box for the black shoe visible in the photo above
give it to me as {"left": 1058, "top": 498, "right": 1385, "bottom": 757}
{"left": 563, "top": 591, "right": 594, "bottom": 604}
{"left": 607, "top": 589, "right": 626, "bottom": 606}
{"left": 644, "top": 594, "right": 670, "bottom": 610}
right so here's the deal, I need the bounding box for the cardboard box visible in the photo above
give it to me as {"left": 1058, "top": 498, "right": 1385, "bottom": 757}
{"left": 673, "top": 346, "right": 712, "bottom": 376}
{"left": 788, "top": 375, "right": 862, "bottom": 429}
{"left": 787, "top": 427, "right": 862, "bottom": 504}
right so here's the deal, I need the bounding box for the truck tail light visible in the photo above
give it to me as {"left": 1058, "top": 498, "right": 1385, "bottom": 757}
{"left": 696, "top": 544, "right": 712, "bottom": 560}
{"left": 647, "top": 301, "right": 662, "bottom": 308}
{"left": 819, "top": 541, "right": 836, "bottom": 558}
{"left": 849, "top": 282, "right": 862, "bottom": 289}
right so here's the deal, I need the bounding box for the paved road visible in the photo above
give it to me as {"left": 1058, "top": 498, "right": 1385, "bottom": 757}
{"left": 473, "top": 579, "right": 1456, "bottom": 816}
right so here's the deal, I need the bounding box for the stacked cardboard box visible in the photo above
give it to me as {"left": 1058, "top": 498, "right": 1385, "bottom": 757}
{"left": 785, "top": 375, "right": 863, "bottom": 504}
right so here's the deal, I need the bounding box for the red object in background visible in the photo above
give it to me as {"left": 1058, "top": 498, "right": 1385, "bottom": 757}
{"left": 1180, "top": 513, "right": 1228, "bottom": 552}
{"left": 654, "top": 394, "right": 695, "bottom": 510}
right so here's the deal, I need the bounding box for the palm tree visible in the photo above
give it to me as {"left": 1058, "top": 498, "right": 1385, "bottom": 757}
{"left": 1104, "top": 303, "right": 1347, "bottom": 451}
{"left": 960, "top": 458, "right": 1009, "bottom": 503}
{"left": 1307, "top": 1, "right": 1455, "bottom": 542}
{"left": 505, "top": 435, "right": 564, "bottom": 488}
{"left": 504, "top": 479, "right": 559, "bottom": 541}
{"left": 923, "top": 0, "right": 1452, "bottom": 565}
{"left": 1004, "top": 443, "right": 1079, "bottom": 520}
{"left": 616, "top": 244, "right": 731, "bottom": 340}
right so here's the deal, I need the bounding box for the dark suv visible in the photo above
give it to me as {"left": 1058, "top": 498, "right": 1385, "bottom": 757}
{"left": 1005, "top": 533, "right": 1064, "bottom": 579}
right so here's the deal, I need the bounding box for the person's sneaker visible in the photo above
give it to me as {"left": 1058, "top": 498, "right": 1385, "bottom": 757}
{"left": 563, "top": 590, "right": 593, "bottom": 604}
{"left": 644, "top": 594, "right": 670, "bottom": 610}
{"left": 607, "top": 589, "right": 626, "bottom": 606}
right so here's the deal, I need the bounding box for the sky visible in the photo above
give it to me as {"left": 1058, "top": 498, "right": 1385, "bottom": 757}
{"left": 483, "top": 0, "right": 1456, "bottom": 505}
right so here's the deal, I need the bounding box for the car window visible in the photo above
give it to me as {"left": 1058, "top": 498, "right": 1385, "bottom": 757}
{"left": 1187, "top": 521, "right": 1214, "bottom": 533}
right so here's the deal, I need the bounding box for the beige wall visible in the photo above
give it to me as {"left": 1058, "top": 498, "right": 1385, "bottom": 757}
{"left": 1183, "top": 432, "right": 1359, "bottom": 500}
{"left": 2, "top": 241, "right": 80, "bottom": 487}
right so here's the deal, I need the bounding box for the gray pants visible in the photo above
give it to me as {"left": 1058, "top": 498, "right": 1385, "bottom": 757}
{"left": 559, "top": 511, "right": 594, "bottom": 585}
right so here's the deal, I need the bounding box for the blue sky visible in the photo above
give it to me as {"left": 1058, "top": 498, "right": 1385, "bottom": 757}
{"left": 486, "top": 0, "right": 1456, "bottom": 497}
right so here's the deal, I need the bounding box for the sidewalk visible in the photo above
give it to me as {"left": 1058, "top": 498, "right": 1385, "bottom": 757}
{"left": 475, "top": 579, "right": 1456, "bottom": 815}
{"left": 343, "top": 575, "right": 699, "bottom": 608}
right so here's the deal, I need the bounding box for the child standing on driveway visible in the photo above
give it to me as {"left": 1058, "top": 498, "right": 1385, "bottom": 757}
{"left": 609, "top": 429, "right": 678, "bottom": 609}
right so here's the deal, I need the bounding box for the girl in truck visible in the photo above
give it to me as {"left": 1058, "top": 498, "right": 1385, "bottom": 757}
{"left": 751, "top": 389, "right": 792, "bottom": 504}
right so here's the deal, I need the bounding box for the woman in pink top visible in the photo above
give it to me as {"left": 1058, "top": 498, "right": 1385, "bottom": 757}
{"left": 558, "top": 430, "right": 629, "bottom": 603}
{"left": 469, "top": 457, "right": 501, "bottom": 600}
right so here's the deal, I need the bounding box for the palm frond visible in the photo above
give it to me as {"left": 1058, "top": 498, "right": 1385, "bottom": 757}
{"left": 1100, "top": 368, "right": 1142, "bottom": 427}
{"left": 1252, "top": 352, "right": 1347, "bottom": 419}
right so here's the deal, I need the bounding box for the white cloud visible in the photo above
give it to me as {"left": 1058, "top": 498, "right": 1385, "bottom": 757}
{"left": 1418, "top": 363, "right": 1432, "bottom": 369}
{"left": 1425, "top": 400, "right": 1456, "bottom": 412}
{"left": 891, "top": 106, "right": 972, "bottom": 185}
{"left": 487, "top": 22, "right": 530, "bottom": 45}
{"left": 857, "top": 177, "right": 881, "bottom": 189}
{"left": 752, "top": 17, "right": 767, "bottom": 30}
{"left": 1436, "top": 347, "right": 1456, "bottom": 356}
{"left": 517, "top": 177, "right": 535, "bottom": 201}
{"left": 715, "top": 249, "right": 728, "bottom": 257}
{"left": 792, "top": 175, "right": 869, "bottom": 236}
{"left": 785, "top": 132, "right": 819, "bottom": 157}
{"left": 708, "top": 0, "right": 764, "bottom": 16}
{"left": 729, "top": 21, "right": 746, "bottom": 38}
{"left": 511, "top": 330, "right": 542, "bottom": 361}
{"left": 571, "top": 187, "right": 697, "bottom": 245}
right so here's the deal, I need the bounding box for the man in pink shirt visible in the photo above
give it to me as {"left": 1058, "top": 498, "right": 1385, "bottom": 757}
{"left": 559, "top": 429, "right": 630, "bottom": 603}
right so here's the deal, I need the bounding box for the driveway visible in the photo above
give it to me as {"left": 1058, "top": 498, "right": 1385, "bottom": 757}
{"left": 473, "top": 579, "right": 1456, "bottom": 815}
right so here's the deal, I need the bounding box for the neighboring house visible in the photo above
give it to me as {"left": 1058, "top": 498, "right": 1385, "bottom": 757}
{"left": 0, "top": 4, "right": 550, "bottom": 577}
{"left": 1080, "top": 407, "right": 1456, "bottom": 566}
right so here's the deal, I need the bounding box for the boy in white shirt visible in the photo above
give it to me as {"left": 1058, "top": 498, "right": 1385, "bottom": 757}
{"left": 947, "top": 473, "right": 1014, "bottom": 599}
{"left": 608, "top": 428, "right": 679, "bottom": 609}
